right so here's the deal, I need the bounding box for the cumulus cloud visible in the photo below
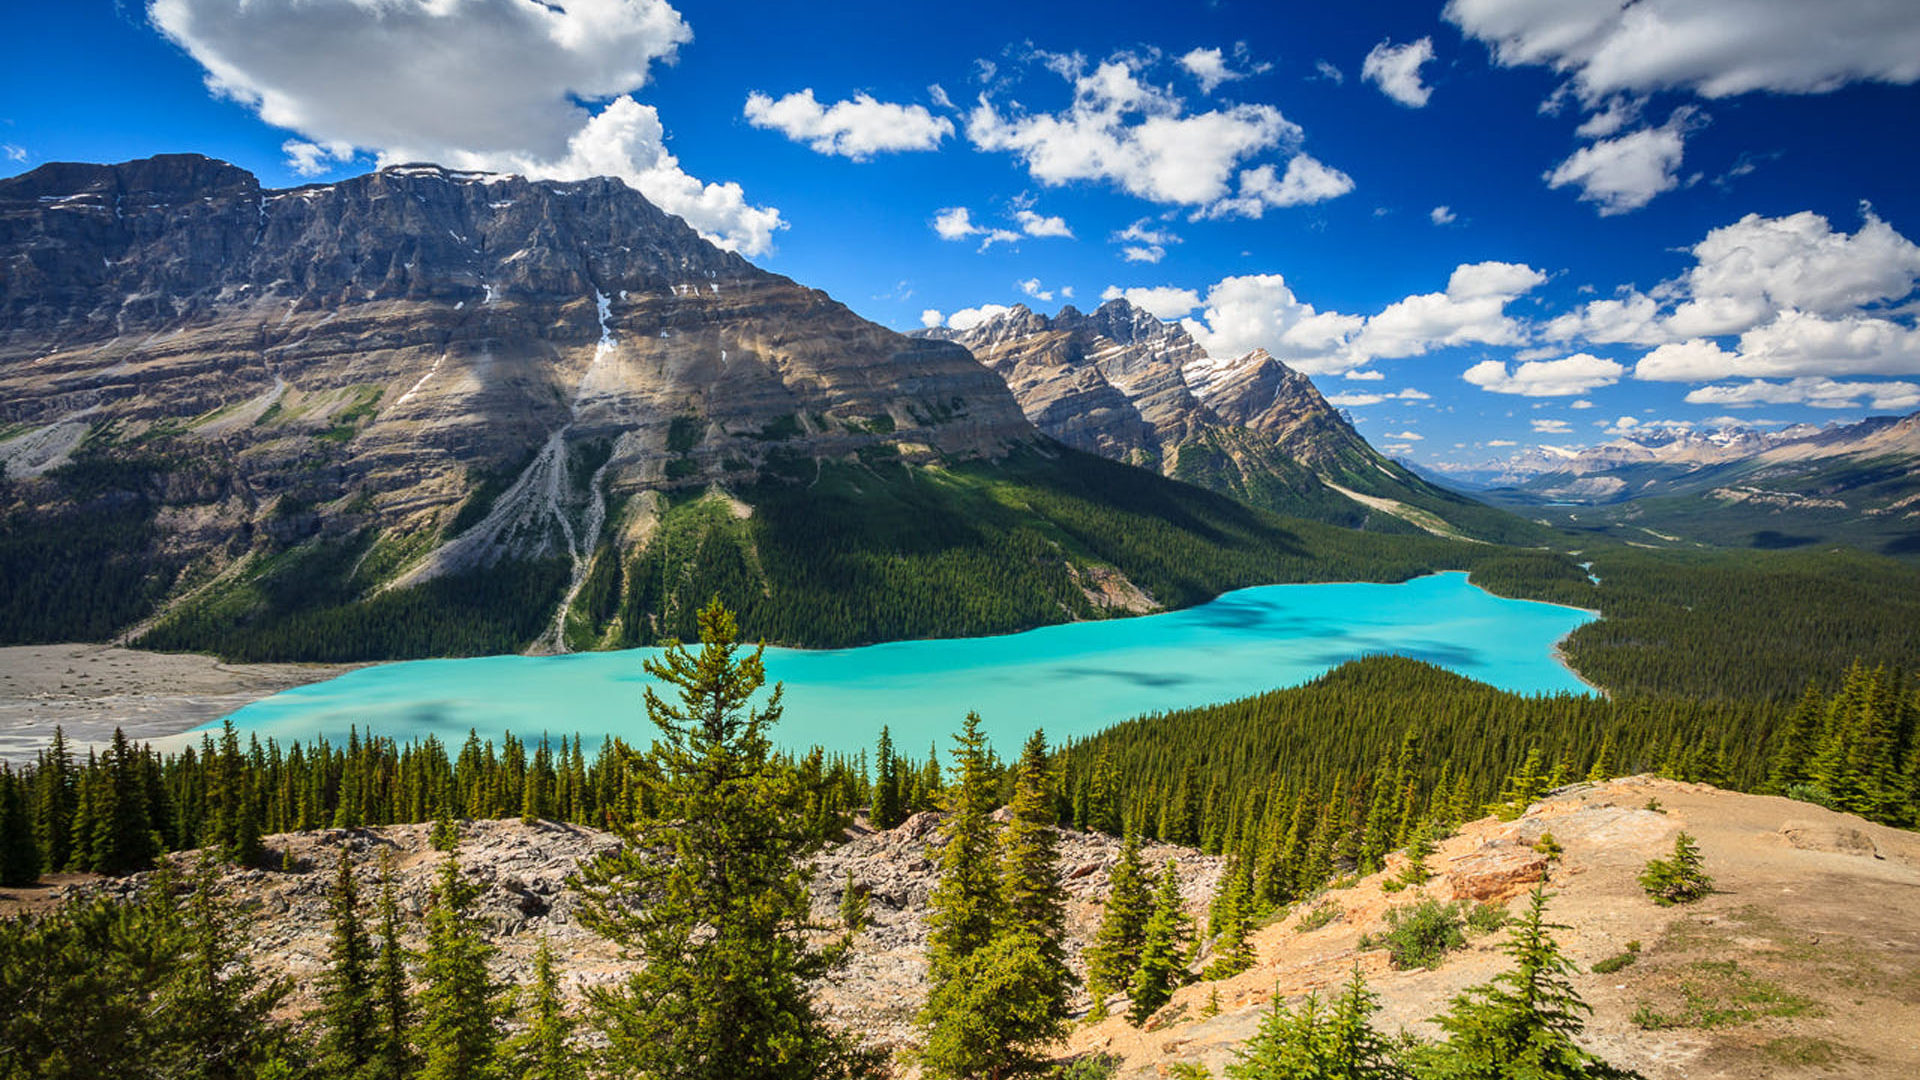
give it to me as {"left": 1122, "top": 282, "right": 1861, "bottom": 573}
{"left": 1111, "top": 218, "right": 1180, "bottom": 264}
{"left": 1344, "top": 369, "right": 1387, "bottom": 382}
{"left": 1684, "top": 376, "right": 1920, "bottom": 411}
{"left": 965, "top": 52, "right": 1347, "bottom": 217}
{"left": 920, "top": 308, "right": 945, "bottom": 329}
{"left": 1463, "top": 353, "right": 1627, "bottom": 396}
{"left": 1550, "top": 207, "right": 1920, "bottom": 358}
{"left": 1383, "top": 430, "right": 1424, "bottom": 440}
{"left": 1531, "top": 418, "right": 1573, "bottom": 434}
{"left": 743, "top": 89, "right": 953, "bottom": 159}
{"left": 931, "top": 206, "right": 1022, "bottom": 250}
{"left": 1430, "top": 205, "right": 1457, "bottom": 225}
{"left": 1636, "top": 312, "right": 1920, "bottom": 381}
{"left": 1314, "top": 60, "right": 1346, "bottom": 84}
{"left": 1014, "top": 208, "right": 1074, "bottom": 237}
{"left": 946, "top": 304, "right": 1015, "bottom": 331}
{"left": 1194, "top": 155, "right": 1355, "bottom": 220}
{"left": 1362, "top": 37, "right": 1437, "bottom": 107}
{"left": 1179, "top": 47, "right": 1244, "bottom": 95}
{"left": 1356, "top": 261, "right": 1547, "bottom": 359}
{"left": 283, "top": 138, "right": 356, "bottom": 176}
{"left": 1545, "top": 107, "right": 1698, "bottom": 215}
{"left": 1179, "top": 273, "right": 1365, "bottom": 373}
{"left": 1101, "top": 284, "right": 1202, "bottom": 319}
{"left": 1019, "top": 278, "right": 1056, "bottom": 302}
{"left": 149, "top": 0, "right": 787, "bottom": 254}
{"left": 1445, "top": 0, "right": 1920, "bottom": 103}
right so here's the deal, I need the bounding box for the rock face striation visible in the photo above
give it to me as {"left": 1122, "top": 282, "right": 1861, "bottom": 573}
{"left": 0, "top": 155, "right": 1048, "bottom": 652}
{"left": 922, "top": 301, "right": 1518, "bottom": 539}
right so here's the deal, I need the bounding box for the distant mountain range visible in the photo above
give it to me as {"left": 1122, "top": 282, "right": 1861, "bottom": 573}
{"left": 919, "top": 302, "right": 1536, "bottom": 544}
{"left": 0, "top": 155, "right": 1520, "bottom": 661}
{"left": 1443, "top": 413, "right": 1920, "bottom": 557}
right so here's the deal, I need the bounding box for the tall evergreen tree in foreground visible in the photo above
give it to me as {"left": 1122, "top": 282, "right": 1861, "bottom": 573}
{"left": 872, "top": 725, "right": 903, "bottom": 830}
{"left": 508, "top": 937, "right": 581, "bottom": 1080}
{"left": 417, "top": 850, "right": 504, "bottom": 1080}
{"left": 372, "top": 852, "right": 418, "bottom": 1080}
{"left": 920, "top": 727, "right": 1074, "bottom": 1079}
{"left": 318, "top": 850, "right": 378, "bottom": 1079}
{"left": 1128, "top": 860, "right": 1194, "bottom": 1025}
{"left": 577, "top": 598, "right": 869, "bottom": 1080}
{"left": 1084, "top": 832, "right": 1154, "bottom": 1020}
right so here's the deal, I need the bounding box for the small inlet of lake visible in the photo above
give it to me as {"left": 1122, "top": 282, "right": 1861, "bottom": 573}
{"left": 184, "top": 572, "right": 1597, "bottom": 759}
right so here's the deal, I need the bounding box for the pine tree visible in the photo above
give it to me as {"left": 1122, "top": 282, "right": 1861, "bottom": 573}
{"left": 508, "top": 938, "right": 580, "bottom": 1080}
{"left": 318, "top": 849, "right": 379, "bottom": 1079}
{"left": 1413, "top": 887, "right": 1623, "bottom": 1079}
{"left": 918, "top": 713, "right": 1014, "bottom": 1078}
{"left": 1086, "top": 746, "right": 1122, "bottom": 836}
{"left": 1226, "top": 966, "right": 1399, "bottom": 1080}
{"left": 1490, "top": 748, "right": 1547, "bottom": 822}
{"left": 1128, "top": 860, "right": 1194, "bottom": 1025}
{"left": 872, "top": 726, "right": 902, "bottom": 830}
{"left": 371, "top": 851, "right": 418, "bottom": 1080}
{"left": 1638, "top": 832, "right": 1712, "bottom": 906}
{"left": 577, "top": 599, "right": 867, "bottom": 1080}
{"left": 1084, "top": 833, "right": 1154, "bottom": 1019}
{"left": 1203, "top": 865, "right": 1255, "bottom": 980}
{"left": 31, "top": 726, "right": 74, "bottom": 875}
{"left": 151, "top": 857, "right": 294, "bottom": 1080}
{"left": 418, "top": 851, "right": 504, "bottom": 1080}
{"left": 0, "top": 766, "right": 40, "bottom": 887}
{"left": 1585, "top": 732, "right": 1616, "bottom": 784}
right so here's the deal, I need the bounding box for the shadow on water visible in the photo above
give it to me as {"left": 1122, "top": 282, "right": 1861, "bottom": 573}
{"left": 1048, "top": 666, "right": 1199, "bottom": 689}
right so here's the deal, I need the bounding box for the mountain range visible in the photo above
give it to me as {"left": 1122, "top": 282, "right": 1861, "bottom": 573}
{"left": 919, "top": 302, "right": 1535, "bottom": 543}
{"left": 0, "top": 155, "right": 1519, "bottom": 661}
{"left": 1448, "top": 414, "right": 1920, "bottom": 557}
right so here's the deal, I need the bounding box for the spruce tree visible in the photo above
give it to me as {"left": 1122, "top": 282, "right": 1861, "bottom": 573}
{"left": 318, "top": 849, "right": 378, "bottom": 1079}
{"left": 508, "top": 938, "right": 580, "bottom": 1080}
{"left": 152, "top": 857, "right": 294, "bottom": 1080}
{"left": 1128, "top": 860, "right": 1194, "bottom": 1025}
{"left": 577, "top": 599, "right": 866, "bottom": 1080}
{"left": 371, "top": 852, "right": 418, "bottom": 1080}
{"left": 872, "top": 726, "right": 902, "bottom": 830}
{"left": 1413, "top": 888, "right": 1624, "bottom": 1079}
{"left": 418, "top": 851, "right": 504, "bottom": 1080}
{"left": 0, "top": 766, "right": 40, "bottom": 887}
{"left": 1638, "top": 832, "right": 1712, "bottom": 906}
{"left": 1226, "top": 966, "right": 1399, "bottom": 1080}
{"left": 1084, "top": 832, "right": 1154, "bottom": 1020}
{"left": 32, "top": 726, "right": 74, "bottom": 875}
{"left": 1203, "top": 865, "right": 1255, "bottom": 980}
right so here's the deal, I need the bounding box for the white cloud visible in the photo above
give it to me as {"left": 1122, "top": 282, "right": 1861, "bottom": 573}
{"left": 1, "top": 144, "right": 26, "bottom": 163}
{"left": 1602, "top": 415, "right": 1693, "bottom": 436}
{"left": 946, "top": 304, "right": 1014, "bottom": 331}
{"left": 1445, "top": 0, "right": 1920, "bottom": 103}
{"left": 1637, "top": 312, "right": 1920, "bottom": 381}
{"left": 928, "top": 83, "right": 954, "bottom": 110}
{"left": 920, "top": 308, "right": 945, "bottom": 329}
{"left": 1314, "top": 60, "right": 1345, "bottom": 85}
{"left": 1330, "top": 389, "right": 1432, "bottom": 407}
{"left": 1430, "top": 205, "right": 1457, "bottom": 225}
{"left": 1362, "top": 37, "right": 1437, "bottom": 107}
{"left": 1195, "top": 155, "right": 1355, "bottom": 220}
{"left": 1122, "top": 246, "right": 1165, "bottom": 264}
{"left": 1357, "top": 261, "right": 1546, "bottom": 359}
{"left": 1570, "top": 398, "right": 1595, "bottom": 409}
{"left": 1180, "top": 273, "right": 1364, "bottom": 373}
{"left": 1684, "top": 376, "right": 1920, "bottom": 411}
{"left": 1574, "top": 95, "right": 1644, "bottom": 139}
{"left": 1100, "top": 284, "right": 1202, "bottom": 319}
{"left": 931, "top": 206, "right": 1022, "bottom": 250}
{"left": 1463, "top": 353, "right": 1627, "bottom": 396}
{"left": 1014, "top": 208, "right": 1074, "bottom": 238}
{"left": 150, "top": 0, "right": 786, "bottom": 255}
{"left": 283, "top": 138, "right": 355, "bottom": 176}
{"left": 1531, "top": 418, "right": 1573, "bottom": 433}
{"left": 1179, "top": 47, "right": 1242, "bottom": 95}
{"left": 1544, "top": 108, "right": 1698, "bottom": 215}
{"left": 1019, "top": 278, "right": 1055, "bottom": 302}
{"left": 965, "top": 53, "right": 1345, "bottom": 217}
{"left": 1344, "top": 369, "right": 1387, "bottom": 381}
{"left": 743, "top": 89, "right": 953, "bottom": 160}
{"left": 1384, "top": 430, "right": 1425, "bottom": 440}
{"left": 1487, "top": 439, "right": 1518, "bottom": 446}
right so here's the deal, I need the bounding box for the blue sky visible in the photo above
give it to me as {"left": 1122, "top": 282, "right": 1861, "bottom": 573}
{"left": 5, "top": 1, "right": 1920, "bottom": 469}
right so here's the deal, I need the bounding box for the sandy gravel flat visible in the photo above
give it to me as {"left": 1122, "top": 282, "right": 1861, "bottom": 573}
{"left": 0, "top": 643, "right": 355, "bottom": 760}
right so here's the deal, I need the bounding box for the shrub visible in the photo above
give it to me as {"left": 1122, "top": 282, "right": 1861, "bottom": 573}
{"left": 1591, "top": 941, "right": 1641, "bottom": 974}
{"left": 1533, "top": 831, "right": 1563, "bottom": 860}
{"left": 1639, "top": 832, "right": 1712, "bottom": 906}
{"left": 1378, "top": 900, "right": 1466, "bottom": 970}
{"left": 1466, "top": 901, "right": 1509, "bottom": 934}
{"left": 1293, "top": 902, "right": 1341, "bottom": 934}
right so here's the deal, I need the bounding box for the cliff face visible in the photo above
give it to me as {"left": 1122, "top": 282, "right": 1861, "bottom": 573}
{"left": 924, "top": 302, "right": 1517, "bottom": 539}
{"left": 0, "top": 156, "right": 1046, "bottom": 652}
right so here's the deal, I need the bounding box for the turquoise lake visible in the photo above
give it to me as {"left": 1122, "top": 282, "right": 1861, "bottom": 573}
{"left": 185, "top": 572, "right": 1597, "bottom": 759}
